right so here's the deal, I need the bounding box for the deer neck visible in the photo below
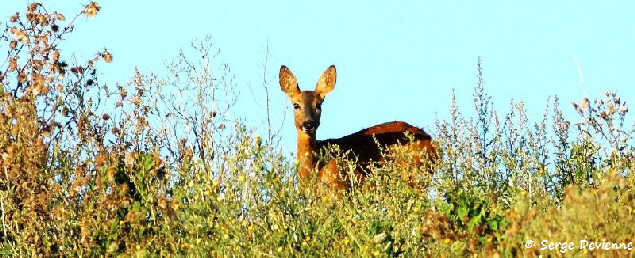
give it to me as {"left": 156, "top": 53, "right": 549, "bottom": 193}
{"left": 296, "top": 129, "right": 318, "bottom": 181}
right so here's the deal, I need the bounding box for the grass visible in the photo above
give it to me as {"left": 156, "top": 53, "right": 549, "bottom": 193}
{"left": 1, "top": 2, "right": 634, "bottom": 257}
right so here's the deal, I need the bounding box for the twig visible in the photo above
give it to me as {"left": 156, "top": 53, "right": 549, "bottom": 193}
{"left": 1, "top": 167, "right": 8, "bottom": 239}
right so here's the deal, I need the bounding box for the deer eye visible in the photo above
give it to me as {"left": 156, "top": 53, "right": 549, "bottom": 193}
{"left": 293, "top": 103, "right": 300, "bottom": 110}
{"left": 316, "top": 102, "right": 322, "bottom": 110}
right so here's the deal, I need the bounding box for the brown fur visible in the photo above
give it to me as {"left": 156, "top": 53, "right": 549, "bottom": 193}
{"left": 317, "top": 121, "right": 437, "bottom": 189}
{"left": 280, "top": 65, "right": 437, "bottom": 190}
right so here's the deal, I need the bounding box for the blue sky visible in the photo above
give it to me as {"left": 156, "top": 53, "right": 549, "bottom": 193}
{"left": 3, "top": 1, "right": 634, "bottom": 152}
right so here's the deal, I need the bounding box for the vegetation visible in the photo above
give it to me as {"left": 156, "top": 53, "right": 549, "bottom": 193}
{"left": 1, "top": 2, "right": 633, "bottom": 257}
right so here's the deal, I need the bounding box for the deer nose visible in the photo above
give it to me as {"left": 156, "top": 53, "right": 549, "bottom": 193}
{"left": 301, "top": 121, "right": 318, "bottom": 132}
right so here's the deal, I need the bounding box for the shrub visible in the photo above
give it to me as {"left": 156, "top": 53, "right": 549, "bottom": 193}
{"left": 1, "top": 3, "right": 633, "bottom": 256}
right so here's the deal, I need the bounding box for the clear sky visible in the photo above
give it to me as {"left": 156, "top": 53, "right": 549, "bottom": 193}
{"left": 3, "top": 1, "right": 634, "bottom": 153}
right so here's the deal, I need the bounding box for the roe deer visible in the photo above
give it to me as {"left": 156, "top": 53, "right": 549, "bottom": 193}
{"left": 280, "top": 65, "right": 437, "bottom": 189}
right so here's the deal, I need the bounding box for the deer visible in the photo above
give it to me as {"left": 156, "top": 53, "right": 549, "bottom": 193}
{"left": 279, "top": 65, "right": 438, "bottom": 190}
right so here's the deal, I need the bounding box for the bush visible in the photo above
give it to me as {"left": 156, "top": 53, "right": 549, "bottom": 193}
{"left": 1, "top": 3, "right": 633, "bottom": 256}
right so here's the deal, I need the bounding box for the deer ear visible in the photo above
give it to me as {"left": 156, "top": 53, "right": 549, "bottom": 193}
{"left": 280, "top": 65, "right": 300, "bottom": 98}
{"left": 315, "top": 65, "right": 336, "bottom": 98}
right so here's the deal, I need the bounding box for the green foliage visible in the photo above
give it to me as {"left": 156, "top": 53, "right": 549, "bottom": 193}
{"left": 1, "top": 2, "right": 634, "bottom": 257}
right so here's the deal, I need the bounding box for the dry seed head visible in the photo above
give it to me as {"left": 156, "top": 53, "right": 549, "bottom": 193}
{"left": 28, "top": 2, "right": 40, "bottom": 11}
{"left": 14, "top": 30, "right": 29, "bottom": 44}
{"left": 37, "top": 14, "right": 48, "bottom": 25}
{"left": 131, "top": 95, "right": 141, "bottom": 105}
{"left": 18, "top": 72, "right": 27, "bottom": 83}
{"left": 580, "top": 98, "right": 589, "bottom": 110}
{"left": 84, "top": 2, "right": 101, "bottom": 18}
{"left": 9, "top": 13, "right": 18, "bottom": 22}
{"left": 32, "top": 73, "right": 44, "bottom": 88}
{"left": 8, "top": 58, "right": 17, "bottom": 72}
{"left": 40, "top": 35, "right": 48, "bottom": 46}
{"left": 102, "top": 50, "right": 112, "bottom": 63}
